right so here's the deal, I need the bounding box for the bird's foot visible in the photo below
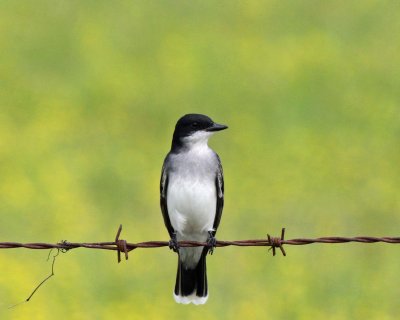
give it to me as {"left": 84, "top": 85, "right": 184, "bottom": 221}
{"left": 169, "top": 232, "right": 179, "bottom": 253}
{"left": 207, "top": 230, "right": 217, "bottom": 255}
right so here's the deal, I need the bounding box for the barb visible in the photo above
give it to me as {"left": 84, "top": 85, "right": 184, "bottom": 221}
{"left": 2, "top": 226, "right": 400, "bottom": 258}
{"left": 115, "top": 224, "right": 129, "bottom": 263}
{"left": 267, "top": 228, "right": 286, "bottom": 256}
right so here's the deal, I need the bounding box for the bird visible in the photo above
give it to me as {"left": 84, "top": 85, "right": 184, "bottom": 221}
{"left": 160, "top": 113, "right": 227, "bottom": 305}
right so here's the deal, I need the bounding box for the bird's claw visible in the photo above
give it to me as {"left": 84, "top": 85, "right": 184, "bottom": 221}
{"left": 169, "top": 232, "right": 179, "bottom": 253}
{"left": 207, "top": 230, "right": 217, "bottom": 255}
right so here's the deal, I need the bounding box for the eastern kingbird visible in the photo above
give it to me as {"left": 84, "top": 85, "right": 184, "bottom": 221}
{"left": 160, "top": 114, "right": 227, "bottom": 305}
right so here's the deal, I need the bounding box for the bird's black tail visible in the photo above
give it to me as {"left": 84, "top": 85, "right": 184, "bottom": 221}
{"left": 174, "top": 249, "right": 208, "bottom": 305}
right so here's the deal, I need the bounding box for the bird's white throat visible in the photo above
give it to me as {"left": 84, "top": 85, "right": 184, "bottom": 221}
{"left": 182, "top": 131, "right": 214, "bottom": 151}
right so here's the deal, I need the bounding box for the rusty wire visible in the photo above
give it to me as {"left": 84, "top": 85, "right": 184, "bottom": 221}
{"left": 3, "top": 225, "right": 400, "bottom": 307}
{"left": 2, "top": 225, "right": 400, "bottom": 262}
{"left": 4, "top": 225, "right": 399, "bottom": 307}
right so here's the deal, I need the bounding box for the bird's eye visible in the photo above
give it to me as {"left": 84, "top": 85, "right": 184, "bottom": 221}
{"left": 192, "top": 122, "right": 198, "bottom": 128}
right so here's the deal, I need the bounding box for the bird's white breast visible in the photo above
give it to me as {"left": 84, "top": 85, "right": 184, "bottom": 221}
{"left": 167, "top": 144, "right": 218, "bottom": 242}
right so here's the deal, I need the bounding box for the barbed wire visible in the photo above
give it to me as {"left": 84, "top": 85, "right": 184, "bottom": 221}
{"left": 2, "top": 225, "right": 400, "bottom": 262}
{"left": 3, "top": 224, "right": 400, "bottom": 307}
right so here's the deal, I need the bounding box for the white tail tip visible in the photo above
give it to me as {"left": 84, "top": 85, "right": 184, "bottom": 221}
{"left": 174, "top": 293, "right": 208, "bottom": 305}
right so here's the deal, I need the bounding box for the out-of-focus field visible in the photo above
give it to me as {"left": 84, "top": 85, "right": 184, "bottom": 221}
{"left": 1, "top": 1, "right": 399, "bottom": 319}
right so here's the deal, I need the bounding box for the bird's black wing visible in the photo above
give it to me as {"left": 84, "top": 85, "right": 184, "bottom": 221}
{"left": 213, "top": 154, "right": 224, "bottom": 231}
{"left": 160, "top": 156, "right": 174, "bottom": 238}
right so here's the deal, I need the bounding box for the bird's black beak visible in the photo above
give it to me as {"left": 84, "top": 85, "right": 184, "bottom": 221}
{"left": 206, "top": 123, "right": 228, "bottom": 132}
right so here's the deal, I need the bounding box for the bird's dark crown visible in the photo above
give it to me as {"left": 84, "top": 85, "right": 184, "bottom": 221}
{"left": 175, "top": 114, "right": 213, "bottom": 134}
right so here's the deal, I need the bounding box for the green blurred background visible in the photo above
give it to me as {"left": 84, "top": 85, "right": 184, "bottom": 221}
{"left": 1, "top": 1, "right": 399, "bottom": 319}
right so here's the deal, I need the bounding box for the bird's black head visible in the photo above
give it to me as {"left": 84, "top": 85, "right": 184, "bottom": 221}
{"left": 171, "top": 114, "right": 228, "bottom": 152}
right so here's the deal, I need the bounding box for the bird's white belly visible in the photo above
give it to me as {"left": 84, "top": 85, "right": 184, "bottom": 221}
{"left": 167, "top": 176, "right": 216, "bottom": 242}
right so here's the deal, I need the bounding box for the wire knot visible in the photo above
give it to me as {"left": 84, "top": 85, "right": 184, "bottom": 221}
{"left": 267, "top": 228, "right": 286, "bottom": 256}
{"left": 115, "top": 224, "right": 129, "bottom": 263}
{"left": 59, "top": 240, "right": 71, "bottom": 253}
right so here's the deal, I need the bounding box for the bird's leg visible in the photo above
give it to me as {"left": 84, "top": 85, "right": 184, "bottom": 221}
{"left": 168, "top": 231, "right": 179, "bottom": 253}
{"left": 207, "top": 230, "right": 217, "bottom": 255}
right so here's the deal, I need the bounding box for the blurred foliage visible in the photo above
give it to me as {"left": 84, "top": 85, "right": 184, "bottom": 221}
{"left": 1, "top": 0, "right": 400, "bottom": 319}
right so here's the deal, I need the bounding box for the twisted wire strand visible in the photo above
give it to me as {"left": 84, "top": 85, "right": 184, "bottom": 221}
{"left": 1, "top": 226, "right": 400, "bottom": 256}
{"left": 4, "top": 226, "right": 400, "bottom": 306}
